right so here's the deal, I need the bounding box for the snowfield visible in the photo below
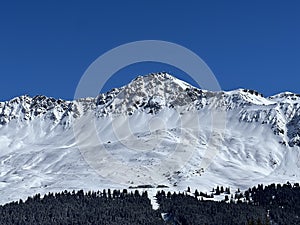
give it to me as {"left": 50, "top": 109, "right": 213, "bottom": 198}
{"left": 0, "top": 72, "right": 299, "bottom": 204}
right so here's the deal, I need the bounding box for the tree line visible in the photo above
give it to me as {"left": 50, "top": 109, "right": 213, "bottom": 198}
{"left": 0, "top": 182, "right": 299, "bottom": 224}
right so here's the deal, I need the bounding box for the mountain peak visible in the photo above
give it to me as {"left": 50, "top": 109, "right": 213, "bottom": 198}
{"left": 268, "top": 92, "right": 300, "bottom": 102}
{"left": 97, "top": 72, "right": 197, "bottom": 115}
{"left": 128, "top": 72, "right": 192, "bottom": 90}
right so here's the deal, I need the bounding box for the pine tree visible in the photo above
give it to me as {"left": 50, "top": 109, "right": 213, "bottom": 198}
{"left": 187, "top": 186, "right": 191, "bottom": 192}
{"left": 194, "top": 189, "right": 199, "bottom": 198}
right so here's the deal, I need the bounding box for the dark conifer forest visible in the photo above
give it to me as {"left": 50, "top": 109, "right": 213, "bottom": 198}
{"left": 0, "top": 183, "right": 299, "bottom": 225}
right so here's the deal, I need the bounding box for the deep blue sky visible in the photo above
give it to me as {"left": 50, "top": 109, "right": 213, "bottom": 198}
{"left": 0, "top": 1, "right": 299, "bottom": 101}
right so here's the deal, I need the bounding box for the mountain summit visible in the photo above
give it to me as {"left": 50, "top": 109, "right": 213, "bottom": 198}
{"left": 0, "top": 72, "right": 299, "bottom": 204}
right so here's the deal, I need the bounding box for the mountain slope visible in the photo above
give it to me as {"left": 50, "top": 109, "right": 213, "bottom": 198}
{"left": 0, "top": 72, "right": 299, "bottom": 204}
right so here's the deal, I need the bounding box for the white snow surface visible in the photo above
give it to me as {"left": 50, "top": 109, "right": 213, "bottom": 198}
{"left": 0, "top": 72, "right": 300, "bottom": 204}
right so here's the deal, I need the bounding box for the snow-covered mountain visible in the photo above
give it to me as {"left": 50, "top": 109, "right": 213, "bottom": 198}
{"left": 0, "top": 72, "right": 299, "bottom": 204}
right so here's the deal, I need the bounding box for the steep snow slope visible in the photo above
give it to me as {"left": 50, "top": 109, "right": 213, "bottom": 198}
{"left": 0, "top": 72, "right": 299, "bottom": 204}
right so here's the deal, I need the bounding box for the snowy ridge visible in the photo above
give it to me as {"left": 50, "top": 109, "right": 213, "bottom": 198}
{"left": 0, "top": 72, "right": 300, "bottom": 204}
{"left": 1, "top": 72, "right": 300, "bottom": 146}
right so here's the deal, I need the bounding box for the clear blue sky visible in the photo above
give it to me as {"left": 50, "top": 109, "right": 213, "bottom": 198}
{"left": 0, "top": 1, "right": 299, "bottom": 101}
